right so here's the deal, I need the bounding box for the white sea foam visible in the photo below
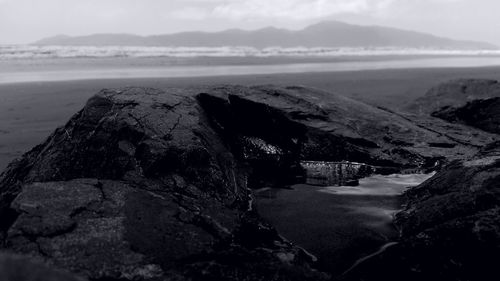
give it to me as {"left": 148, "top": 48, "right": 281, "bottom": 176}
{"left": 1, "top": 45, "right": 500, "bottom": 59}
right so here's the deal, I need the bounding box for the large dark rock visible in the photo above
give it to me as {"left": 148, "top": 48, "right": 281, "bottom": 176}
{"left": 340, "top": 142, "right": 500, "bottom": 281}
{"left": 408, "top": 78, "right": 500, "bottom": 115}
{"left": 0, "top": 87, "right": 327, "bottom": 280}
{"left": 432, "top": 97, "right": 500, "bottom": 134}
{"left": 0, "top": 85, "right": 496, "bottom": 280}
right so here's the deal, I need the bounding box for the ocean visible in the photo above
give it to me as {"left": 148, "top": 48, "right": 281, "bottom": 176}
{"left": 2, "top": 45, "right": 500, "bottom": 84}
{"left": 2, "top": 45, "right": 500, "bottom": 59}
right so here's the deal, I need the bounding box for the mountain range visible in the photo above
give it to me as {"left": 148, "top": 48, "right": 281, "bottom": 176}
{"left": 35, "top": 20, "right": 497, "bottom": 49}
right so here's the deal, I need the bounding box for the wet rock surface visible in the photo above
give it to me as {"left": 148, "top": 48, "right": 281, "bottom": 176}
{"left": 198, "top": 85, "right": 494, "bottom": 186}
{"left": 0, "top": 252, "right": 86, "bottom": 281}
{"left": 411, "top": 77, "right": 500, "bottom": 135}
{"left": 341, "top": 142, "right": 500, "bottom": 281}
{"left": 408, "top": 78, "right": 500, "bottom": 115}
{"left": 432, "top": 97, "right": 500, "bottom": 134}
{"left": 0, "top": 87, "right": 327, "bottom": 280}
{"left": 0, "top": 84, "right": 498, "bottom": 280}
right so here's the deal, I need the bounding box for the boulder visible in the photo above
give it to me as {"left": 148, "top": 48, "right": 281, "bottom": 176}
{"left": 0, "top": 87, "right": 327, "bottom": 280}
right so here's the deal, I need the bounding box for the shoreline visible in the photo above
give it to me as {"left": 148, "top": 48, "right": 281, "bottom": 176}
{"left": 2, "top": 56, "right": 500, "bottom": 85}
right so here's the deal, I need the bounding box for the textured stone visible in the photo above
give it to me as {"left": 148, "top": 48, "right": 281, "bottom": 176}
{"left": 0, "top": 252, "right": 86, "bottom": 281}
{"left": 0, "top": 84, "right": 497, "bottom": 280}
{"left": 341, "top": 142, "right": 500, "bottom": 281}
{"left": 432, "top": 97, "right": 500, "bottom": 134}
{"left": 409, "top": 78, "right": 500, "bottom": 114}
{"left": 0, "top": 86, "right": 332, "bottom": 280}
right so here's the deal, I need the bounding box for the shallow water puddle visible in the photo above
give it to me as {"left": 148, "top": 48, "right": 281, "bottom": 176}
{"left": 254, "top": 173, "right": 434, "bottom": 276}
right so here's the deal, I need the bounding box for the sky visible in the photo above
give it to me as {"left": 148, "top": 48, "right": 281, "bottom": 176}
{"left": 0, "top": 0, "right": 499, "bottom": 45}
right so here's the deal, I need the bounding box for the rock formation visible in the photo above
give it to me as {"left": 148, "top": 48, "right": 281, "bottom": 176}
{"left": 432, "top": 97, "right": 500, "bottom": 134}
{"left": 0, "top": 84, "right": 497, "bottom": 280}
{"left": 0, "top": 87, "right": 326, "bottom": 280}
{"left": 198, "top": 85, "right": 494, "bottom": 174}
{"left": 408, "top": 79, "right": 500, "bottom": 115}
{"left": 407, "top": 78, "right": 500, "bottom": 136}
{"left": 341, "top": 141, "right": 500, "bottom": 281}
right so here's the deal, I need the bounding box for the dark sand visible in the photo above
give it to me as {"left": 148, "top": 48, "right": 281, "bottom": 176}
{"left": 1, "top": 66, "right": 500, "bottom": 170}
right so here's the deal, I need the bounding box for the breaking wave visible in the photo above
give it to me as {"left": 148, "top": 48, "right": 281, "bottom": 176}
{"left": 2, "top": 45, "right": 500, "bottom": 59}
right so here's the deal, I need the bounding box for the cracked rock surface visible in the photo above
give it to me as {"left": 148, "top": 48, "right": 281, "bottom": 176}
{"left": 0, "top": 86, "right": 329, "bottom": 280}
{"left": 198, "top": 85, "right": 495, "bottom": 171}
{"left": 8, "top": 179, "right": 165, "bottom": 280}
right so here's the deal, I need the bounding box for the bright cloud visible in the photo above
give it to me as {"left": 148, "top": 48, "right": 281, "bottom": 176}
{"left": 210, "top": 0, "right": 395, "bottom": 20}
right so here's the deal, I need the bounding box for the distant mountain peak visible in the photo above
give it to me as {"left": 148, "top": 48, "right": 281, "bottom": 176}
{"left": 256, "top": 26, "right": 289, "bottom": 32}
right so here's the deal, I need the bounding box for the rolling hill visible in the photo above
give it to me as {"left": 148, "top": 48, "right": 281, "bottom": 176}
{"left": 34, "top": 20, "right": 497, "bottom": 49}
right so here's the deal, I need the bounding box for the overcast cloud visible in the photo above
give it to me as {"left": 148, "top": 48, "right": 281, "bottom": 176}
{"left": 0, "top": 0, "right": 498, "bottom": 45}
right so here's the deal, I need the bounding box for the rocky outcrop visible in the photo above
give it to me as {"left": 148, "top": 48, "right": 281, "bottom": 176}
{"left": 198, "top": 85, "right": 494, "bottom": 179}
{"left": 0, "top": 85, "right": 496, "bottom": 280}
{"left": 341, "top": 142, "right": 500, "bottom": 281}
{"left": 407, "top": 79, "right": 500, "bottom": 135}
{"left": 0, "top": 87, "right": 327, "bottom": 280}
{"left": 408, "top": 79, "right": 500, "bottom": 115}
{"left": 432, "top": 97, "right": 500, "bottom": 134}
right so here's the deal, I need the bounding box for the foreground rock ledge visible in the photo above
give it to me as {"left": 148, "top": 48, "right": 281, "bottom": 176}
{"left": 0, "top": 85, "right": 497, "bottom": 280}
{"left": 341, "top": 142, "right": 500, "bottom": 281}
